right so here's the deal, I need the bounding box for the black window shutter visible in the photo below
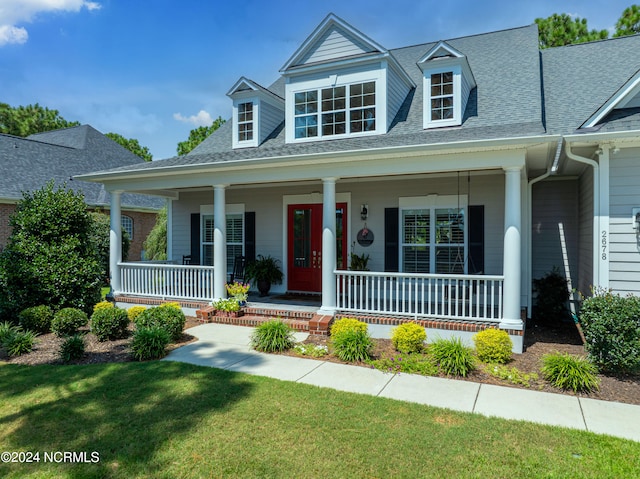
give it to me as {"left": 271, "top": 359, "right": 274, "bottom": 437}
{"left": 384, "top": 207, "right": 399, "bottom": 272}
{"left": 468, "top": 205, "right": 484, "bottom": 274}
{"left": 190, "top": 213, "right": 201, "bottom": 265}
{"left": 244, "top": 212, "right": 256, "bottom": 263}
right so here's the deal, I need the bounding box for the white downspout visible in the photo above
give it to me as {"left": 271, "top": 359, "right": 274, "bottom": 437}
{"left": 526, "top": 138, "right": 561, "bottom": 316}
{"left": 564, "top": 142, "right": 600, "bottom": 288}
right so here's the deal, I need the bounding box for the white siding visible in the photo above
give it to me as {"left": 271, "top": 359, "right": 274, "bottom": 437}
{"left": 531, "top": 179, "right": 579, "bottom": 292}
{"left": 259, "top": 100, "right": 283, "bottom": 144}
{"left": 387, "top": 65, "right": 411, "bottom": 129}
{"left": 578, "top": 166, "right": 594, "bottom": 296}
{"left": 609, "top": 148, "right": 640, "bottom": 295}
{"left": 299, "top": 27, "right": 373, "bottom": 66}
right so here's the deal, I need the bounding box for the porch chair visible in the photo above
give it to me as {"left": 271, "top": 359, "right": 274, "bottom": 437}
{"left": 229, "top": 255, "right": 246, "bottom": 284}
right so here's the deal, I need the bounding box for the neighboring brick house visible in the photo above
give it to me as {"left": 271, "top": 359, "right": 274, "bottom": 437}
{"left": 0, "top": 125, "right": 163, "bottom": 259}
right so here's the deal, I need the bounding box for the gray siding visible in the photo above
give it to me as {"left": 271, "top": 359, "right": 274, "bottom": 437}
{"left": 531, "top": 179, "right": 579, "bottom": 291}
{"left": 299, "top": 27, "right": 373, "bottom": 66}
{"left": 609, "top": 148, "right": 640, "bottom": 295}
{"left": 578, "top": 167, "right": 594, "bottom": 296}
{"left": 259, "top": 100, "right": 283, "bottom": 145}
{"left": 387, "top": 65, "right": 411, "bottom": 130}
{"left": 461, "top": 74, "right": 472, "bottom": 121}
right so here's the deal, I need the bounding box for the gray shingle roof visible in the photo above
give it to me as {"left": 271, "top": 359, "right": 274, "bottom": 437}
{"left": 541, "top": 34, "right": 640, "bottom": 134}
{"left": 0, "top": 125, "right": 164, "bottom": 210}
{"left": 83, "top": 23, "right": 640, "bottom": 179}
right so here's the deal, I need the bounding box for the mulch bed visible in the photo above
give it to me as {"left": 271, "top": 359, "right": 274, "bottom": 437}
{"left": 2, "top": 317, "right": 639, "bottom": 406}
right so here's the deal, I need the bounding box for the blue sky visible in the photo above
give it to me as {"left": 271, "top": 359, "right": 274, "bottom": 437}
{"left": 0, "top": 0, "right": 634, "bottom": 159}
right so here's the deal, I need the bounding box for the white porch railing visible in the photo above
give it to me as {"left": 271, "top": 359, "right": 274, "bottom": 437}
{"left": 118, "top": 262, "right": 215, "bottom": 301}
{"left": 335, "top": 271, "right": 504, "bottom": 321}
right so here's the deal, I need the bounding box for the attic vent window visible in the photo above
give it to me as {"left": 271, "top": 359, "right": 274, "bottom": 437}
{"left": 238, "top": 102, "right": 254, "bottom": 142}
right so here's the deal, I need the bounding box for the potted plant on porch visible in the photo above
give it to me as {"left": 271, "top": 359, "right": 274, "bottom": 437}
{"left": 245, "top": 254, "right": 284, "bottom": 296}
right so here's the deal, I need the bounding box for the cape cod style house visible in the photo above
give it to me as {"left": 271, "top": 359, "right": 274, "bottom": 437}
{"left": 77, "top": 14, "right": 640, "bottom": 352}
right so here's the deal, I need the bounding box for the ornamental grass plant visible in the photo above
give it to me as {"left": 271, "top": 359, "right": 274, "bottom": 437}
{"left": 251, "top": 319, "right": 295, "bottom": 352}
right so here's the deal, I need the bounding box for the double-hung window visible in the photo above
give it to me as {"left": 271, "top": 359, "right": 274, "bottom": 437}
{"left": 400, "top": 198, "right": 466, "bottom": 274}
{"left": 237, "top": 102, "right": 254, "bottom": 142}
{"left": 201, "top": 214, "right": 244, "bottom": 271}
{"left": 293, "top": 81, "right": 376, "bottom": 139}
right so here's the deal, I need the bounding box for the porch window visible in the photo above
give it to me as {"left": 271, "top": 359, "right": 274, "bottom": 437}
{"left": 401, "top": 206, "right": 465, "bottom": 274}
{"left": 293, "top": 81, "right": 376, "bottom": 139}
{"left": 121, "top": 215, "right": 133, "bottom": 240}
{"left": 201, "top": 213, "right": 244, "bottom": 270}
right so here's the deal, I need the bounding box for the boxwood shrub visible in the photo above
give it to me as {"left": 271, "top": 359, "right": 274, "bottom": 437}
{"left": 579, "top": 290, "right": 640, "bottom": 374}
{"left": 18, "top": 305, "right": 53, "bottom": 334}
{"left": 391, "top": 322, "right": 426, "bottom": 353}
{"left": 473, "top": 328, "right": 513, "bottom": 364}
{"left": 51, "top": 308, "right": 88, "bottom": 337}
{"left": 90, "top": 307, "right": 129, "bottom": 341}
{"left": 133, "top": 306, "right": 185, "bottom": 341}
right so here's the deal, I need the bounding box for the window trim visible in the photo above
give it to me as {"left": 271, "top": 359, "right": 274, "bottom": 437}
{"left": 399, "top": 195, "right": 468, "bottom": 274}
{"left": 232, "top": 98, "right": 259, "bottom": 148}
{"left": 285, "top": 69, "right": 384, "bottom": 143}
{"left": 423, "top": 64, "right": 462, "bottom": 129}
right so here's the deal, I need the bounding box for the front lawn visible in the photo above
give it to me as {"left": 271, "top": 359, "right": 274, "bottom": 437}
{"left": 0, "top": 362, "right": 638, "bottom": 478}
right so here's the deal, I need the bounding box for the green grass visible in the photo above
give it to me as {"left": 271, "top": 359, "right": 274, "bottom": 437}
{"left": 0, "top": 362, "right": 638, "bottom": 478}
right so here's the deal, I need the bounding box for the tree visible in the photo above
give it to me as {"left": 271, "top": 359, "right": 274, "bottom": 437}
{"left": 0, "top": 103, "right": 80, "bottom": 137}
{"left": 105, "top": 132, "right": 153, "bottom": 161}
{"left": 143, "top": 206, "right": 167, "bottom": 261}
{"left": 177, "top": 116, "right": 226, "bottom": 155}
{"left": 615, "top": 4, "right": 640, "bottom": 37}
{"left": 0, "top": 182, "right": 103, "bottom": 318}
{"left": 89, "top": 211, "right": 130, "bottom": 280}
{"left": 535, "top": 13, "right": 609, "bottom": 49}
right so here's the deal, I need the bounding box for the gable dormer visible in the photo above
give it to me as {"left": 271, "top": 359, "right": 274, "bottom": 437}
{"left": 581, "top": 69, "right": 640, "bottom": 128}
{"left": 227, "top": 77, "right": 284, "bottom": 149}
{"left": 418, "top": 42, "right": 476, "bottom": 129}
{"left": 280, "top": 13, "right": 414, "bottom": 144}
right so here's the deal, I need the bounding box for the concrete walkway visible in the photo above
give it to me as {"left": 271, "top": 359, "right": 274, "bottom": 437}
{"left": 164, "top": 323, "right": 640, "bottom": 443}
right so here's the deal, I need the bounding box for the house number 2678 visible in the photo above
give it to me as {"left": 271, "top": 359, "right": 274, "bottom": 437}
{"left": 601, "top": 231, "right": 607, "bottom": 260}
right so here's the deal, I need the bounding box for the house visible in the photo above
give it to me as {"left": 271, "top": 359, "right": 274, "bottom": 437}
{"left": 76, "top": 14, "right": 640, "bottom": 352}
{"left": 0, "top": 125, "right": 164, "bottom": 259}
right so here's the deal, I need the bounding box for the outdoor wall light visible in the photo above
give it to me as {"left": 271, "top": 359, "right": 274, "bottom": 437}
{"left": 360, "top": 204, "right": 368, "bottom": 220}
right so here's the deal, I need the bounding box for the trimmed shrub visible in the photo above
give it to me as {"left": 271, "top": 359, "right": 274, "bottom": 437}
{"left": 331, "top": 329, "right": 374, "bottom": 362}
{"left": 579, "top": 290, "right": 640, "bottom": 374}
{"left": 93, "top": 301, "right": 114, "bottom": 312}
{"left": 130, "top": 326, "right": 170, "bottom": 361}
{"left": 134, "top": 306, "right": 185, "bottom": 341}
{"left": 429, "top": 337, "right": 475, "bottom": 377}
{"left": 51, "top": 308, "right": 88, "bottom": 337}
{"left": 0, "top": 182, "right": 102, "bottom": 318}
{"left": 59, "top": 334, "right": 85, "bottom": 362}
{"left": 251, "top": 319, "right": 295, "bottom": 352}
{"left": 4, "top": 330, "right": 38, "bottom": 357}
{"left": 18, "top": 305, "right": 53, "bottom": 334}
{"left": 473, "top": 328, "right": 513, "bottom": 364}
{"left": 90, "top": 307, "right": 129, "bottom": 341}
{"left": 159, "top": 302, "right": 182, "bottom": 311}
{"left": 391, "top": 322, "right": 427, "bottom": 353}
{"left": 127, "top": 306, "right": 147, "bottom": 322}
{"left": 330, "top": 317, "right": 368, "bottom": 337}
{"left": 541, "top": 352, "right": 600, "bottom": 392}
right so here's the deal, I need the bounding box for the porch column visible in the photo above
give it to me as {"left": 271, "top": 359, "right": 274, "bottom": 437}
{"left": 320, "top": 178, "right": 337, "bottom": 313}
{"left": 501, "top": 167, "right": 523, "bottom": 330}
{"left": 213, "top": 185, "right": 227, "bottom": 301}
{"left": 109, "top": 190, "right": 122, "bottom": 295}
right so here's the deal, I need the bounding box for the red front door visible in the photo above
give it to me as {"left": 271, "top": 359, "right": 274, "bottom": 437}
{"left": 287, "top": 203, "right": 347, "bottom": 293}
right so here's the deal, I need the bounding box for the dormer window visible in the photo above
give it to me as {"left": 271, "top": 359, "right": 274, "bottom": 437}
{"left": 237, "top": 102, "right": 254, "bottom": 142}
{"left": 290, "top": 80, "right": 377, "bottom": 141}
{"left": 430, "top": 72, "right": 454, "bottom": 121}
{"left": 418, "top": 42, "right": 476, "bottom": 130}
